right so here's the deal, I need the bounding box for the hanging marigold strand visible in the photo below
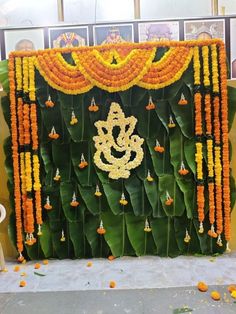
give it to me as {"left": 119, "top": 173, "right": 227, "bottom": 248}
{"left": 202, "top": 46, "right": 216, "bottom": 238}
{"left": 219, "top": 43, "right": 231, "bottom": 250}
{"left": 22, "top": 57, "right": 35, "bottom": 243}
{"left": 29, "top": 56, "right": 43, "bottom": 229}
{"left": 193, "top": 46, "right": 205, "bottom": 232}
{"left": 9, "top": 55, "right": 24, "bottom": 259}
{"left": 211, "top": 44, "right": 223, "bottom": 242}
{"left": 15, "top": 57, "right": 28, "bottom": 234}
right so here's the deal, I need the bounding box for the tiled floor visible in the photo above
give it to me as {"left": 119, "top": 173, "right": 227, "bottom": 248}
{"left": 0, "top": 254, "right": 236, "bottom": 313}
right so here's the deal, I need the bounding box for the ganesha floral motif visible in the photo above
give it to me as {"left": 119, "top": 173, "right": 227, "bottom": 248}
{"left": 93, "top": 102, "right": 144, "bottom": 179}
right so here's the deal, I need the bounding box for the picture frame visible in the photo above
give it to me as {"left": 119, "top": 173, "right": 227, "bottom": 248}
{"left": 93, "top": 24, "right": 134, "bottom": 46}
{"left": 184, "top": 19, "right": 225, "bottom": 42}
{"left": 4, "top": 28, "right": 45, "bottom": 57}
{"left": 138, "top": 21, "right": 179, "bottom": 42}
{"left": 48, "top": 26, "right": 89, "bottom": 48}
{"left": 230, "top": 18, "right": 236, "bottom": 79}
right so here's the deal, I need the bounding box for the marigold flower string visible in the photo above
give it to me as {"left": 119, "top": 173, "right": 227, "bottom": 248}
{"left": 9, "top": 55, "right": 24, "bottom": 259}
{"left": 219, "top": 44, "right": 231, "bottom": 249}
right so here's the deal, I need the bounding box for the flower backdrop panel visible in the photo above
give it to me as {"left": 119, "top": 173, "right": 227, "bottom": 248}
{"left": 0, "top": 40, "right": 236, "bottom": 262}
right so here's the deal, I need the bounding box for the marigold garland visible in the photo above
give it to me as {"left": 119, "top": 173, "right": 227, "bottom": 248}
{"left": 9, "top": 55, "right": 24, "bottom": 258}
{"left": 219, "top": 44, "right": 231, "bottom": 249}
{"left": 193, "top": 46, "right": 205, "bottom": 230}
{"left": 202, "top": 45, "right": 216, "bottom": 238}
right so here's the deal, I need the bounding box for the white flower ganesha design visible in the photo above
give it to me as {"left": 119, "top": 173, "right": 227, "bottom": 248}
{"left": 93, "top": 102, "right": 144, "bottom": 179}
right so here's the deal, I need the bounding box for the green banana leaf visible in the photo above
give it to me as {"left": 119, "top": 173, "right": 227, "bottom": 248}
{"left": 118, "top": 86, "right": 147, "bottom": 107}
{"left": 125, "top": 213, "right": 157, "bottom": 256}
{"left": 143, "top": 178, "right": 166, "bottom": 218}
{"left": 69, "top": 219, "right": 91, "bottom": 258}
{"left": 71, "top": 140, "right": 96, "bottom": 186}
{"left": 96, "top": 175, "right": 126, "bottom": 215}
{"left": 84, "top": 214, "right": 110, "bottom": 257}
{"left": 169, "top": 126, "right": 196, "bottom": 218}
{"left": 3, "top": 137, "right": 13, "bottom": 184}
{"left": 159, "top": 175, "right": 185, "bottom": 217}
{"left": 174, "top": 216, "right": 201, "bottom": 254}
{"left": 52, "top": 142, "right": 71, "bottom": 182}
{"left": 1, "top": 96, "right": 11, "bottom": 128}
{"left": 146, "top": 129, "right": 172, "bottom": 176}
{"left": 169, "top": 84, "right": 194, "bottom": 138}
{"left": 101, "top": 211, "right": 135, "bottom": 257}
{"left": 151, "top": 216, "right": 180, "bottom": 257}
{"left": 39, "top": 220, "right": 54, "bottom": 258}
{"left": 60, "top": 182, "right": 84, "bottom": 222}
{"left": 78, "top": 184, "right": 109, "bottom": 215}
{"left": 124, "top": 175, "right": 152, "bottom": 216}
{"left": 0, "top": 60, "right": 9, "bottom": 93}
{"left": 227, "top": 86, "right": 236, "bottom": 130}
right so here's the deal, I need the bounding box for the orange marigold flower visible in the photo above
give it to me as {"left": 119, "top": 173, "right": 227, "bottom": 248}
{"left": 108, "top": 255, "right": 115, "bottom": 261}
{"left": 197, "top": 281, "right": 208, "bottom": 292}
{"left": 19, "top": 280, "right": 26, "bottom": 287}
{"left": 78, "top": 161, "right": 88, "bottom": 169}
{"left": 178, "top": 169, "right": 189, "bottom": 175}
{"left": 97, "top": 227, "right": 106, "bottom": 235}
{"left": 109, "top": 281, "right": 116, "bottom": 288}
{"left": 211, "top": 291, "right": 221, "bottom": 301}
{"left": 43, "top": 260, "right": 49, "bottom": 265}
{"left": 14, "top": 265, "right": 20, "bottom": 272}
{"left": 165, "top": 198, "right": 173, "bottom": 206}
{"left": 70, "top": 200, "right": 79, "bottom": 207}
{"left": 178, "top": 93, "right": 188, "bottom": 105}
{"left": 34, "top": 263, "right": 41, "bottom": 269}
{"left": 44, "top": 203, "right": 52, "bottom": 210}
{"left": 87, "top": 261, "right": 93, "bottom": 267}
{"left": 228, "top": 285, "right": 236, "bottom": 293}
{"left": 154, "top": 146, "right": 164, "bottom": 153}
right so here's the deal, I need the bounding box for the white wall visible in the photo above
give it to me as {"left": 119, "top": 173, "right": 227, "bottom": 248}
{"left": 64, "top": 0, "right": 134, "bottom": 24}
{"left": 140, "top": 0, "right": 212, "bottom": 19}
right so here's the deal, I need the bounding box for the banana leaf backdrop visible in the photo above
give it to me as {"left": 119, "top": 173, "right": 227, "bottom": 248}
{"left": 1, "top": 46, "right": 236, "bottom": 259}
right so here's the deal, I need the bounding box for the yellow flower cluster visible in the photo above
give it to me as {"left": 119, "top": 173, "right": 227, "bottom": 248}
{"left": 28, "top": 57, "right": 36, "bottom": 102}
{"left": 211, "top": 44, "right": 219, "bottom": 93}
{"left": 20, "top": 152, "right": 26, "bottom": 195}
{"left": 33, "top": 154, "right": 41, "bottom": 191}
{"left": 206, "top": 139, "right": 214, "bottom": 177}
{"left": 202, "top": 46, "right": 210, "bottom": 86}
{"left": 93, "top": 102, "right": 144, "bottom": 179}
{"left": 195, "top": 142, "right": 203, "bottom": 180}
{"left": 214, "top": 147, "right": 222, "bottom": 186}
{"left": 25, "top": 152, "right": 32, "bottom": 192}
{"left": 193, "top": 47, "right": 200, "bottom": 85}
{"left": 22, "top": 57, "right": 29, "bottom": 93}
{"left": 15, "top": 58, "right": 22, "bottom": 91}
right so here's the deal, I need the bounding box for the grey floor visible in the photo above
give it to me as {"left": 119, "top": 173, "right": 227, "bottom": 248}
{"left": 0, "top": 285, "right": 236, "bottom": 314}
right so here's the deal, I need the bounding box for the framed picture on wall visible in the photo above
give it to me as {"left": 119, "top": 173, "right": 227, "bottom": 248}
{"left": 138, "top": 21, "right": 179, "bottom": 42}
{"left": 184, "top": 19, "right": 225, "bottom": 42}
{"left": 93, "top": 24, "right": 134, "bottom": 46}
{"left": 4, "top": 28, "right": 44, "bottom": 58}
{"left": 230, "top": 18, "right": 236, "bottom": 79}
{"left": 48, "top": 26, "right": 89, "bottom": 48}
